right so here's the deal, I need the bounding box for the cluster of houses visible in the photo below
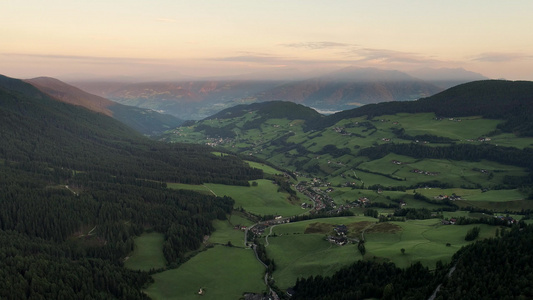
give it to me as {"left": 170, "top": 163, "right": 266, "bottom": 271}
{"left": 326, "top": 224, "right": 353, "bottom": 246}
{"left": 411, "top": 169, "right": 439, "bottom": 176}
{"left": 391, "top": 160, "right": 404, "bottom": 165}
{"left": 295, "top": 181, "right": 333, "bottom": 211}
{"left": 205, "top": 137, "right": 233, "bottom": 147}
{"left": 333, "top": 126, "right": 351, "bottom": 136}
{"left": 441, "top": 218, "right": 457, "bottom": 225}
{"left": 247, "top": 217, "right": 289, "bottom": 237}
{"left": 441, "top": 215, "right": 518, "bottom": 226}
{"left": 295, "top": 180, "right": 362, "bottom": 215}
{"left": 465, "top": 137, "right": 492, "bottom": 143}
{"left": 495, "top": 215, "right": 518, "bottom": 225}
{"left": 434, "top": 194, "right": 462, "bottom": 201}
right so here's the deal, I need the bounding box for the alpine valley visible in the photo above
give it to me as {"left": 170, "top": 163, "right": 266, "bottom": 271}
{"left": 1, "top": 73, "right": 533, "bottom": 300}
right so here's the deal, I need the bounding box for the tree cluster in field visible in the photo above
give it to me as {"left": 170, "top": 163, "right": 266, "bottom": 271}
{"left": 393, "top": 208, "right": 434, "bottom": 220}
{"left": 254, "top": 239, "right": 276, "bottom": 274}
{"left": 289, "top": 210, "right": 354, "bottom": 222}
{"left": 359, "top": 142, "right": 533, "bottom": 171}
{"left": 464, "top": 226, "right": 481, "bottom": 241}
{"left": 391, "top": 127, "right": 456, "bottom": 143}
{"left": 194, "top": 123, "right": 236, "bottom": 138}
{"left": 292, "top": 260, "right": 438, "bottom": 300}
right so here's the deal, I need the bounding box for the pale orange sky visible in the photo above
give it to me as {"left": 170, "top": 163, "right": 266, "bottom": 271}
{"left": 1, "top": 0, "right": 533, "bottom": 80}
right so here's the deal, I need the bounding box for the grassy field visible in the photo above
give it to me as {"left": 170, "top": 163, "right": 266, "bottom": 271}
{"left": 124, "top": 232, "right": 166, "bottom": 271}
{"left": 245, "top": 160, "right": 283, "bottom": 175}
{"left": 208, "top": 214, "right": 253, "bottom": 247}
{"left": 166, "top": 183, "right": 213, "bottom": 194}
{"left": 145, "top": 246, "right": 266, "bottom": 300}
{"left": 144, "top": 212, "right": 266, "bottom": 300}
{"left": 264, "top": 216, "right": 374, "bottom": 289}
{"left": 365, "top": 220, "right": 496, "bottom": 269}
{"left": 264, "top": 216, "right": 498, "bottom": 289}
{"left": 205, "top": 179, "right": 307, "bottom": 217}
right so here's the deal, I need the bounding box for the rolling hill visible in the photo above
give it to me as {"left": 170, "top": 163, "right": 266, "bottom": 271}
{"left": 25, "top": 77, "right": 183, "bottom": 135}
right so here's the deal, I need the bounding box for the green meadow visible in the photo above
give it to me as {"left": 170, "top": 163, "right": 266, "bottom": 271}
{"left": 245, "top": 160, "right": 283, "bottom": 175}
{"left": 204, "top": 179, "right": 307, "bottom": 217}
{"left": 264, "top": 216, "right": 498, "bottom": 289}
{"left": 142, "top": 213, "right": 265, "bottom": 300}
{"left": 145, "top": 246, "right": 265, "bottom": 300}
{"left": 124, "top": 232, "right": 166, "bottom": 271}
{"left": 166, "top": 183, "right": 213, "bottom": 194}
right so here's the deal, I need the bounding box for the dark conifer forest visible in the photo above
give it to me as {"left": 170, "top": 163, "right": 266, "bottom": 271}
{"left": 0, "top": 75, "right": 263, "bottom": 298}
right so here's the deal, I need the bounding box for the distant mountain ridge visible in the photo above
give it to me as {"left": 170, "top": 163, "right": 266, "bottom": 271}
{"left": 71, "top": 80, "right": 284, "bottom": 120}
{"left": 25, "top": 77, "right": 183, "bottom": 135}
{"left": 70, "top": 67, "right": 487, "bottom": 120}
{"left": 252, "top": 67, "right": 442, "bottom": 111}
{"left": 406, "top": 67, "right": 488, "bottom": 89}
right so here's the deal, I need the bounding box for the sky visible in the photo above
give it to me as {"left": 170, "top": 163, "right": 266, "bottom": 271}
{"left": 1, "top": 0, "right": 533, "bottom": 81}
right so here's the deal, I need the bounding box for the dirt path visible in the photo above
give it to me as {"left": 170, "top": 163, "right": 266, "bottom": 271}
{"left": 264, "top": 225, "right": 277, "bottom": 247}
{"left": 203, "top": 185, "right": 217, "bottom": 196}
{"left": 360, "top": 223, "right": 375, "bottom": 241}
{"left": 428, "top": 263, "right": 458, "bottom": 300}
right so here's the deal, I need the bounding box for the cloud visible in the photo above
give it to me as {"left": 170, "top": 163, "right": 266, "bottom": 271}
{"left": 155, "top": 17, "right": 178, "bottom": 23}
{"left": 212, "top": 54, "right": 288, "bottom": 64}
{"left": 211, "top": 48, "right": 442, "bottom": 67}
{"left": 343, "top": 48, "right": 441, "bottom": 64}
{"left": 472, "top": 52, "right": 533, "bottom": 62}
{"left": 280, "top": 41, "right": 353, "bottom": 50}
{"left": 2, "top": 53, "right": 167, "bottom": 65}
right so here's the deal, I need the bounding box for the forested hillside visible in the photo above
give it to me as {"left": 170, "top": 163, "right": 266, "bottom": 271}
{"left": 25, "top": 77, "right": 183, "bottom": 136}
{"left": 0, "top": 75, "right": 263, "bottom": 298}
{"left": 310, "top": 80, "right": 533, "bottom": 136}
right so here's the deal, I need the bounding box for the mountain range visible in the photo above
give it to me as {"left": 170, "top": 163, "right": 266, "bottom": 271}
{"left": 70, "top": 67, "right": 487, "bottom": 120}
{"left": 24, "top": 77, "right": 183, "bottom": 135}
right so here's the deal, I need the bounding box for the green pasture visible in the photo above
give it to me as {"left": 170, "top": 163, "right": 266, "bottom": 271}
{"left": 205, "top": 179, "right": 307, "bottom": 216}
{"left": 415, "top": 187, "right": 526, "bottom": 202}
{"left": 208, "top": 217, "right": 249, "bottom": 247}
{"left": 166, "top": 183, "right": 213, "bottom": 194}
{"left": 488, "top": 133, "right": 533, "bottom": 149}
{"left": 124, "top": 232, "right": 166, "bottom": 271}
{"left": 245, "top": 160, "right": 282, "bottom": 175}
{"left": 264, "top": 216, "right": 376, "bottom": 289}
{"left": 265, "top": 216, "right": 498, "bottom": 289}
{"left": 455, "top": 199, "right": 533, "bottom": 211}
{"left": 145, "top": 246, "right": 265, "bottom": 300}
{"left": 374, "top": 113, "right": 501, "bottom": 141}
{"left": 358, "top": 154, "right": 527, "bottom": 188}
{"left": 365, "top": 220, "right": 497, "bottom": 269}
